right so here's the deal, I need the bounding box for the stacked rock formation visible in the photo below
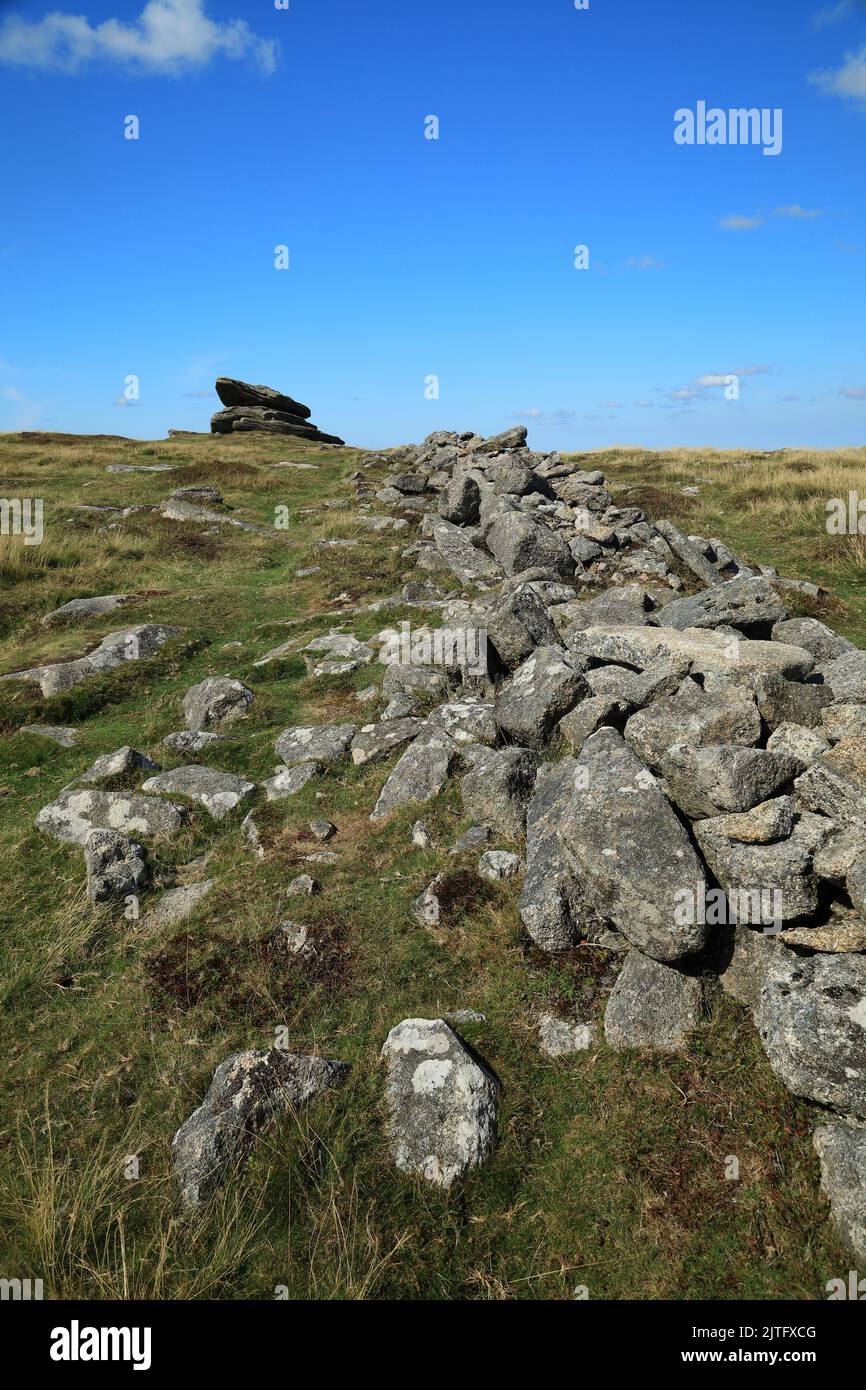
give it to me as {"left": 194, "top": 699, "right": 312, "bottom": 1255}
{"left": 210, "top": 376, "right": 344, "bottom": 444}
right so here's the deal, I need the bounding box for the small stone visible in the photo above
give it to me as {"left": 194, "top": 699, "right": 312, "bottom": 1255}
{"left": 309, "top": 819, "right": 336, "bottom": 842}
{"left": 411, "top": 820, "right": 433, "bottom": 848}
{"left": 286, "top": 874, "right": 317, "bottom": 898}
{"left": 182, "top": 676, "right": 254, "bottom": 731}
{"left": 478, "top": 849, "right": 522, "bottom": 881}
{"left": 263, "top": 761, "right": 322, "bottom": 800}
{"left": 537, "top": 1012, "right": 594, "bottom": 1057}
{"left": 604, "top": 951, "right": 712, "bottom": 1052}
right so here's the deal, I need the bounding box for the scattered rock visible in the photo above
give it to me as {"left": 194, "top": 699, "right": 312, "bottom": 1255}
{"left": 141, "top": 765, "right": 255, "bottom": 820}
{"left": 84, "top": 828, "right": 149, "bottom": 904}
{"left": 182, "top": 677, "right": 254, "bottom": 731}
{"left": 380, "top": 1018, "right": 500, "bottom": 1187}
{"left": 604, "top": 950, "right": 712, "bottom": 1051}
{"left": 478, "top": 849, "right": 522, "bottom": 881}
{"left": 172, "top": 1048, "right": 349, "bottom": 1210}
{"left": 537, "top": 1012, "right": 594, "bottom": 1056}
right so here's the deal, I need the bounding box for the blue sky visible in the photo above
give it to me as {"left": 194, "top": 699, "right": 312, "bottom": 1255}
{"left": 0, "top": 0, "right": 864, "bottom": 451}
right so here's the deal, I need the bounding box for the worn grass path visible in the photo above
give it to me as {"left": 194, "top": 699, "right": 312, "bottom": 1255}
{"left": 1, "top": 431, "right": 862, "bottom": 1299}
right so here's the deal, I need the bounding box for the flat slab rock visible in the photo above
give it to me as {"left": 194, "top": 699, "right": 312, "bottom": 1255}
{"left": 42, "top": 594, "right": 131, "bottom": 627}
{"left": 142, "top": 879, "right": 215, "bottom": 929}
{"left": 275, "top": 723, "right": 356, "bottom": 767}
{"left": 757, "top": 953, "right": 866, "bottom": 1119}
{"left": 141, "top": 765, "right": 255, "bottom": 820}
{"left": 381, "top": 1018, "right": 500, "bottom": 1187}
{"left": 36, "top": 787, "right": 187, "bottom": 846}
{"left": 604, "top": 950, "right": 712, "bottom": 1052}
{"left": 263, "top": 761, "right": 322, "bottom": 800}
{"left": 0, "top": 624, "right": 180, "bottom": 697}
{"left": 172, "top": 1048, "right": 349, "bottom": 1210}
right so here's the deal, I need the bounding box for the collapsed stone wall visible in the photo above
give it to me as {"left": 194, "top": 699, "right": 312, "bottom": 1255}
{"left": 25, "top": 423, "right": 866, "bottom": 1261}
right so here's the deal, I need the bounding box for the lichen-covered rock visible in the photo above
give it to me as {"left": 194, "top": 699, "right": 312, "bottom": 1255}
{"left": 660, "top": 745, "right": 801, "bottom": 818}
{"left": 438, "top": 472, "right": 481, "bottom": 525}
{"left": 141, "top": 765, "right": 255, "bottom": 820}
{"left": 142, "top": 879, "right": 215, "bottom": 929}
{"left": 484, "top": 583, "right": 559, "bottom": 668}
{"left": 263, "top": 761, "right": 322, "bottom": 800}
{"left": 350, "top": 717, "right": 424, "bottom": 766}
{"left": 427, "top": 699, "right": 498, "bottom": 746}
{"left": 36, "top": 787, "right": 187, "bottom": 846}
{"left": 537, "top": 1012, "right": 594, "bottom": 1056}
{"left": 568, "top": 624, "right": 814, "bottom": 682}
{"left": 172, "top": 1049, "right": 349, "bottom": 1210}
{"left": 380, "top": 1018, "right": 500, "bottom": 1187}
{"left": 693, "top": 807, "right": 830, "bottom": 923}
{"left": 274, "top": 722, "right": 356, "bottom": 767}
{"left": 461, "top": 746, "right": 538, "bottom": 838}
{"left": 486, "top": 510, "right": 575, "bottom": 579}
{"left": 795, "top": 738, "right": 866, "bottom": 827}
{"left": 813, "top": 1121, "right": 866, "bottom": 1266}
{"left": 75, "top": 745, "right": 160, "bottom": 785}
{"left": 757, "top": 953, "right": 866, "bottom": 1119}
{"left": 370, "top": 728, "right": 458, "bottom": 821}
{"left": 1, "top": 624, "right": 180, "bottom": 696}
{"left": 604, "top": 950, "right": 712, "bottom": 1051}
{"left": 559, "top": 728, "right": 708, "bottom": 961}
{"left": 624, "top": 677, "right": 761, "bottom": 768}
{"left": 182, "top": 676, "right": 254, "bottom": 731}
{"left": 772, "top": 616, "right": 854, "bottom": 663}
{"left": 478, "top": 849, "right": 522, "bottom": 881}
{"left": 42, "top": 593, "right": 131, "bottom": 627}
{"left": 518, "top": 757, "right": 604, "bottom": 952}
{"left": 84, "top": 828, "right": 149, "bottom": 904}
{"left": 494, "top": 645, "right": 587, "bottom": 749}
{"left": 659, "top": 576, "right": 786, "bottom": 637}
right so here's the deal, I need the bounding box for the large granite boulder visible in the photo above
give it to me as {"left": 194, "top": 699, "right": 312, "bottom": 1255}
{"left": 494, "top": 646, "right": 588, "bottom": 748}
{"left": 558, "top": 728, "right": 708, "bottom": 961}
{"left": 757, "top": 953, "right": 866, "bottom": 1119}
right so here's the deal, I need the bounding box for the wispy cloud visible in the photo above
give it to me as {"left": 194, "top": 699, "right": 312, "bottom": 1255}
{"left": 625, "top": 255, "right": 665, "bottom": 271}
{"left": 810, "top": 44, "right": 866, "bottom": 109}
{"left": 596, "top": 400, "right": 624, "bottom": 409}
{"left": 718, "top": 214, "right": 763, "bottom": 231}
{"left": 813, "top": 1, "right": 866, "bottom": 27}
{"left": 511, "top": 408, "right": 576, "bottom": 425}
{"left": 774, "top": 203, "right": 824, "bottom": 219}
{"left": 0, "top": 0, "right": 279, "bottom": 75}
{"left": 839, "top": 386, "right": 866, "bottom": 398}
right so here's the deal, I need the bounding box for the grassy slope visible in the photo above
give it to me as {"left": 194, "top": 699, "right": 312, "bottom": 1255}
{"left": 0, "top": 432, "right": 862, "bottom": 1301}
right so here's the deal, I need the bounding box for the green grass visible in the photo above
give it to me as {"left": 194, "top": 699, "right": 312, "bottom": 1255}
{"left": 0, "top": 430, "right": 858, "bottom": 1300}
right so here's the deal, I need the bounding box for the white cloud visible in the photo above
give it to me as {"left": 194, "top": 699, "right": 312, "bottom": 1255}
{"left": 839, "top": 386, "right": 866, "bottom": 398}
{"left": 811, "top": 44, "right": 866, "bottom": 108}
{"left": 596, "top": 400, "right": 624, "bottom": 409}
{"left": 0, "top": 0, "right": 279, "bottom": 75}
{"left": 774, "top": 203, "right": 824, "bottom": 219}
{"left": 694, "top": 374, "right": 729, "bottom": 388}
{"left": 718, "top": 214, "right": 763, "bottom": 231}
